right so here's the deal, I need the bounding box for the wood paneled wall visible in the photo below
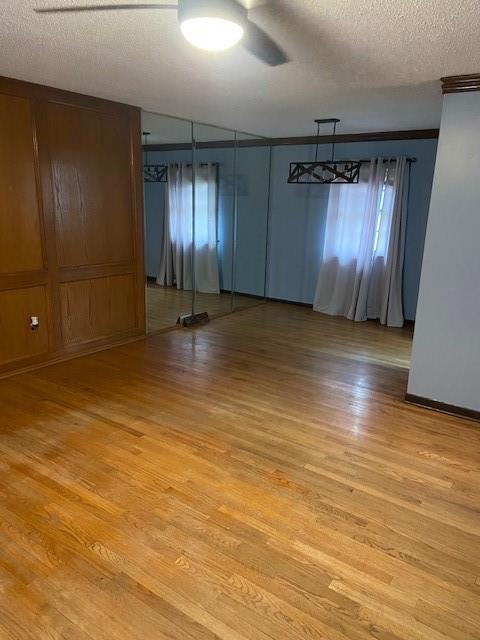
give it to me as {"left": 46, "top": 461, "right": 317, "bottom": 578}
{"left": 0, "top": 76, "right": 144, "bottom": 377}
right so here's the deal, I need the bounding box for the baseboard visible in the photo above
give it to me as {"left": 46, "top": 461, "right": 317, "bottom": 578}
{"left": 266, "top": 296, "right": 312, "bottom": 307}
{"left": 219, "top": 289, "right": 265, "bottom": 301}
{"left": 223, "top": 291, "right": 312, "bottom": 307}
{"left": 147, "top": 283, "right": 416, "bottom": 323}
{"left": 0, "top": 329, "right": 145, "bottom": 381}
{"left": 405, "top": 393, "right": 480, "bottom": 422}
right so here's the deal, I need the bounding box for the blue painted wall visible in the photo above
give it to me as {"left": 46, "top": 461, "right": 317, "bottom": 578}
{"left": 268, "top": 139, "right": 438, "bottom": 320}
{"left": 144, "top": 137, "right": 437, "bottom": 320}
{"left": 144, "top": 146, "right": 270, "bottom": 297}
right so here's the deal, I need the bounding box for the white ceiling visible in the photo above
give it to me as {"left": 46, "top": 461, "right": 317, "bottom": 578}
{"left": 2, "top": 1, "right": 480, "bottom": 138}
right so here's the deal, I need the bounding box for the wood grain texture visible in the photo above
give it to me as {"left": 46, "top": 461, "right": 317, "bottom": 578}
{"left": 146, "top": 283, "right": 263, "bottom": 333}
{"left": 0, "top": 285, "right": 49, "bottom": 364}
{"left": 47, "top": 102, "right": 134, "bottom": 268}
{"left": 0, "top": 93, "right": 44, "bottom": 273}
{"left": 0, "top": 75, "right": 144, "bottom": 377}
{"left": 60, "top": 275, "right": 136, "bottom": 345}
{"left": 1, "top": 302, "right": 479, "bottom": 639}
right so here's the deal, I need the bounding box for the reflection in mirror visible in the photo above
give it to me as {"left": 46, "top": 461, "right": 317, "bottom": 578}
{"left": 142, "top": 112, "right": 193, "bottom": 333}
{"left": 192, "top": 122, "right": 236, "bottom": 319}
{"left": 233, "top": 133, "right": 271, "bottom": 311}
{"left": 143, "top": 111, "right": 271, "bottom": 331}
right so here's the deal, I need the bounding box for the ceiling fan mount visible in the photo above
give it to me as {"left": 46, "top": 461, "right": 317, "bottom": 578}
{"left": 34, "top": 0, "right": 289, "bottom": 66}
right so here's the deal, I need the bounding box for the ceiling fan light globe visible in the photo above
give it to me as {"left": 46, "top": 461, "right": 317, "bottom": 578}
{"left": 180, "top": 17, "right": 244, "bottom": 51}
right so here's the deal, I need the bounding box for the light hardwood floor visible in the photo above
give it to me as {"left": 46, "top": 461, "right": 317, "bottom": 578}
{"left": 146, "top": 283, "right": 263, "bottom": 333}
{"left": 0, "top": 303, "right": 479, "bottom": 640}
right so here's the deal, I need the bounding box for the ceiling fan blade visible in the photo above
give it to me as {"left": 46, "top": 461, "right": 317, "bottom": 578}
{"left": 242, "top": 18, "right": 288, "bottom": 66}
{"left": 35, "top": 3, "right": 176, "bottom": 13}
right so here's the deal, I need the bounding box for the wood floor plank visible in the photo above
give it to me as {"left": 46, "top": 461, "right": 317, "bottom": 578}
{"left": 0, "top": 302, "right": 479, "bottom": 639}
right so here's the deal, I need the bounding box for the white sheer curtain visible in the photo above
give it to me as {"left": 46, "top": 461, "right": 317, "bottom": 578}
{"left": 313, "top": 157, "right": 407, "bottom": 327}
{"left": 157, "top": 163, "right": 220, "bottom": 294}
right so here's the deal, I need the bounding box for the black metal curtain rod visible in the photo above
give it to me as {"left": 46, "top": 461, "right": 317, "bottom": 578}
{"left": 294, "top": 157, "right": 417, "bottom": 164}
{"left": 342, "top": 157, "right": 417, "bottom": 164}
{"left": 363, "top": 157, "right": 416, "bottom": 163}
{"left": 144, "top": 161, "right": 221, "bottom": 166}
{"left": 177, "top": 162, "right": 220, "bottom": 167}
{"left": 287, "top": 157, "right": 417, "bottom": 168}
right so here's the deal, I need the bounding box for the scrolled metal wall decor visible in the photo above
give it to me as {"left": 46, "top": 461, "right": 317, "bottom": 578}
{"left": 144, "top": 163, "right": 168, "bottom": 183}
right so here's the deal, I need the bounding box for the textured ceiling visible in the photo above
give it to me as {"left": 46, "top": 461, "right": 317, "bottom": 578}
{"left": 2, "top": 1, "right": 480, "bottom": 137}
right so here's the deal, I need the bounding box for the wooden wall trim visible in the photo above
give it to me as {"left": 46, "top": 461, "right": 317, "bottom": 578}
{"left": 441, "top": 74, "right": 480, "bottom": 94}
{"left": 0, "top": 271, "right": 50, "bottom": 291}
{"left": 58, "top": 263, "right": 136, "bottom": 283}
{"left": 0, "top": 329, "right": 145, "bottom": 380}
{"left": 34, "top": 97, "right": 63, "bottom": 352}
{"left": 405, "top": 393, "right": 480, "bottom": 422}
{"left": 143, "top": 128, "right": 440, "bottom": 152}
{"left": 129, "top": 108, "right": 146, "bottom": 333}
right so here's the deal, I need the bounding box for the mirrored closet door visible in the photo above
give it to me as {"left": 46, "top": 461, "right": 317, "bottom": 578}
{"left": 142, "top": 111, "right": 272, "bottom": 332}
{"left": 192, "top": 122, "right": 236, "bottom": 319}
{"left": 142, "top": 112, "right": 193, "bottom": 333}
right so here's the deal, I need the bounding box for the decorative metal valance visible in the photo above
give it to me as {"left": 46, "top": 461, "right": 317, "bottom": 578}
{"left": 143, "top": 132, "right": 168, "bottom": 183}
{"left": 144, "top": 163, "right": 168, "bottom": 183}
{"left": 288, "top": 160, "right": 361, "bottom": 184}
{"left": 288, "top": 118, "right": 361, "bottom": 185}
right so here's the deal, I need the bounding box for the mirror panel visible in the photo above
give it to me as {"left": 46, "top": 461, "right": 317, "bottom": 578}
{"left": 192, "top": 122, "right": 236, "bottom": 319}
{"left": 142, "top": 111, "right": 271, "bottom": 332}
{"left": 142, "top": 112, "right": 193, "bottom": 332}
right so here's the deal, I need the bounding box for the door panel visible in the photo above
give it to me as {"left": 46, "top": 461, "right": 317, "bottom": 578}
{"left": 60, "top": 274, "right": 136, "bottom": 345}
{"left": 0, "top": 286, "right": 49, "bottom": 365}
{"left": 0, "top": 94, "right": 44, "bottom": 274}
{"left": 47, "top": 102, "right": 134, "bottom": 268}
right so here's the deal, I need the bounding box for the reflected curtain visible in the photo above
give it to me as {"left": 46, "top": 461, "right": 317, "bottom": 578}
{"left": 157, "top": 163, "right": 220, "bottom": 294}
{"left": 313, "top": 157, "right": 407, "bottom": 327}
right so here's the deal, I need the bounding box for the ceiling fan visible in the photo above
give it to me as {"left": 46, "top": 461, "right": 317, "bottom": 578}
{"left": 34, "top": 0, "right": 289, "bottom": 66}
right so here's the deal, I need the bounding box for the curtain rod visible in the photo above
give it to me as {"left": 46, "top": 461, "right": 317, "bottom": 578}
{"left": 298, "top": 157, "right": 417, "bottom": 164}
{"left": 173, "top": 162, "right": 220, "bottom": 166}
{"left": 357, "top": 157, "right": 417, "bottom": 163}
{"left": 144, "top": 161, "right": 221, "bottom": 166}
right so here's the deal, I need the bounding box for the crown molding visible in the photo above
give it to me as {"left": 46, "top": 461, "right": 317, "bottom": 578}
{"left": 143, "top": 128, "right": 439, "bottom": 152}
{"left": 441, "top": 74, "right": 480, "bottom": 94}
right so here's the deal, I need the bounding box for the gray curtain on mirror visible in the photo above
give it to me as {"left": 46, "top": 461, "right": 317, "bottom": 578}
{"left": 313, "top": 157, "right": 408, "bottom": 327}
{"left": 157, "top": 163, "right": 220, "bottom": 294}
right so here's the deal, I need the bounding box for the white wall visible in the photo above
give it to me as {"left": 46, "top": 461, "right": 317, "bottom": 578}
{"left": 408, "top": 91, "right": 480, "bottom": 411}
